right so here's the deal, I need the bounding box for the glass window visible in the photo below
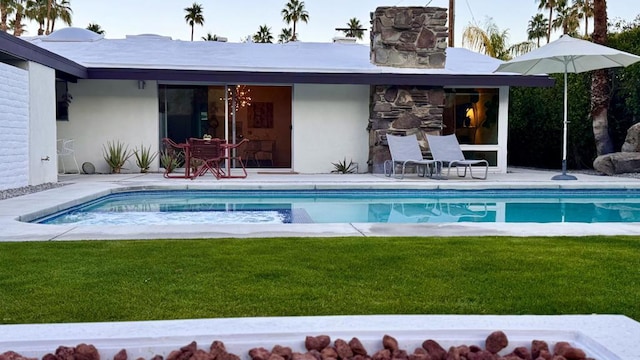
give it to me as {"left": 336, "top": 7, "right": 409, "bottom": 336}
{"left": 443, "top": 88, "right": 499, "bottom": 145}
{"left": 56, "top": 80, "right": 71, "bottom": 121}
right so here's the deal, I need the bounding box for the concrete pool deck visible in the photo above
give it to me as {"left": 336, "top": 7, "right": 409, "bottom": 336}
{"left": 2, "top": 167, "right": 640, "bottom": 241}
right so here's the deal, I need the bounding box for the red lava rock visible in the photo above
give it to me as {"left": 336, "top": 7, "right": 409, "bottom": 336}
{"left": 465, "top": 350, "right": 494, "bottom": 360}
{"left": 382, "top": 335, "right": 399, "bottom": 352}
{"left": 42, "top": 354, "right": 58, "bottom": 360}
{"left": 392, "top": 349, "right": 408, "bottom": 360}
{"left": 445, "top": 346, "right": 459, "bottom": 360}
{"left": 352, "top": 355, "right": 368, "bottom": 360}
{"left": 372, "top": 349, "right": 391, "bottom": 360}
{"left": 468, "top": 346, "right": 482, "bottom": 353}
{"left": 305, "top": 338, "right": 322, "bottom": 352}
{"left": 349, "top": 338, "right": 367, "bottom": 356}
{"left": 320, "top": 348, "right": 338, "bottom": 360}
{"left": 552, "top": 342, "right": 571, "bottom": 357}
{"left": 192, "top": 349, "right": 215, "bottom": 360}
{"left": 421, "top": 340, "right": 446, "bottom": 360}
{"left": 531, "top": 341, "right": 549, "bottom": 360}
{"left": 512, "top": 346, "right": 532, "bottom": 360}
{"left": 334, "top": 339, "right": 353, "bottom": 360}
{"left": 407, "top": 353, "right": 430, "bottom": 360}
{"left": 307, "top": 350, "right": 322, "bottom": 360}
{"left": 76, "top": 344, "right": 100, "bottom": 360}
{"left": 181, "top": 342, "right": 197, "bottom": 354}
{"left": 560, "top": 348, "right": 586, "bottom": 360}
{"left": 485, "top": 331, "right": 509, "bottom": 354}
{"left": 267, "top": 355, "right": 285, "bottom": 360}
{"left": 1, "top": 352, "right": 37, "bottom": 360}
{"left": 551, "top": 356, "right": 567, "bottom": 360}
{"left": 291, "top": 353, "right": 317, "bottom": 360}
{"left": 535, "top": 349, "right": 552, "bottom": 360}
{"left": 272, "top": 346, "right": 292, "bottom": 360}
{"left": 113, "top": 349, "right": 127, "bottom": 360}
{"left": 56, "top": 346, "right": 76, "bottom": 360}
{"left": 249, "top": 348, "right": 271, "bottom": 360}
{"left": 455, "top": 346, "right": 468, "bottom": 358}
{"left": 166, "top": 350, "right": 182, "bottom": 360}
{"left": 210, "top": 341, "right": 227, "bottom": 359}
{"left": 150, "top": 356, "right": 163, "bottom": 360}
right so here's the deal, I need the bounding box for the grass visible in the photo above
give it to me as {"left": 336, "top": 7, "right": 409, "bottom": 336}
{"left": 0, "top": 236, "right": 638, "bottom": 324}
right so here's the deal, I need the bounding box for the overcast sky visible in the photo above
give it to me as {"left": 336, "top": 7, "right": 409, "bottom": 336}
{"left": 23, "top": 0, "right": 635, "bottom": 46}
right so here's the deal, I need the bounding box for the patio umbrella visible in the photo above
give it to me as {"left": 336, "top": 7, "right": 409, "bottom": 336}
{"left": 494, "top": 35, "right": 640, "bottom": 180}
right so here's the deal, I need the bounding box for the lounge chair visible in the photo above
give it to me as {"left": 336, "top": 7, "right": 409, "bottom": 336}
{"left": 426, "top": 134, "right": 489, "bottom": 180}
{"left": 384, "top": 134, "right": 441, "bottom": 179}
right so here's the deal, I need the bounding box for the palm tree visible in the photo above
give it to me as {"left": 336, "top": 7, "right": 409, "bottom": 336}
{"left": 0, "top": 0, "right": 15, "bottom": 32}
{"left": 86, "top": 23, "right": 104, "bottom": 35}
{"left": 11, "top": 0, "right": 26, "bottom": 36}
{"left": 25, "top": 0, "right": 45, "bottom": 35}
{"left": 552, "top": 1, "right": 580, "bottom": 36}
{"left": 253, "top": 24, "right": 273, "bottom": 43}
{"left": 590, "top": 0, "right": 613, "bottom": 156}
{"left": 462, "top": 18, "right": 534, "bottom": 60}
{"left": 278, "top": 27, "right": 292, "bottom": 43}
{"left": 341, "top": 17, "right": 365, "bottom": 39}
{"left": 536, "top": 0, "right": 559, "bottom": 43}
{"left": 527, "top": 13, "right": 548, "bottom": 47}
{"left": 8, "top": 17, "right": 25, "bottom": 34}
{"left": 573, "top": 0, "right": 593, "bottom": 37}
{"left": 201, "top": 32, "right": 218, "bottom": 41}
{"left": 184, "top": 2, "right": 204, "bottom": 41}
{"left": 281, "top": 0, "right": 308, "bottom": 41}
{"left": 48, "top": 0, "right": 72, "bottom": 33}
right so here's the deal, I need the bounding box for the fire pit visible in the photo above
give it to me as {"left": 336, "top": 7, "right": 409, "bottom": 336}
{"left": 0, "top": 315, "right": 638, "bottom": 360}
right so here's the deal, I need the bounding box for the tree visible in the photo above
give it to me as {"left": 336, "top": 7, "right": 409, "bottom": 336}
{"left": 590, "top": 0, "right": 613, "bottom": 156}
{"left": 0, "top": 0, "right": 15, "bottom": 32}
{"left": 12, "top": 0, "right": 25, "bottom": 36}
{"left": 86, "top": 23, "right": 104, "bottom": 35}
{"left": 201, "top": 32, "right": 218, "bottom": 41}
{"left": 278, "top": 27, "right": 292, "bottom": 43}
{"left": 341, "top": 17, "right": 364, "bottom": 40}
{"left": 8, "top": 17, "right": 25, "bottom": 34}
{"left": 253, "top": 24, "right": 273, "bottom": 43}
{"left": 25, "top": 0, "right": 45, "bottom": 35}
{"left": 573, "top": 0, "right": 593, "bottom": 37}
{"left": 48, "top": 0, "right": 72, "bottom": 33}
{"left": 527, "top": 13, "right": 548, "bottom": 46}
{"left": 462, "top": 18, "right": 534, "bottom": 60}
{"left": 184, "top": 2, "right": 204, "bottom": 41}
{"left": 281, "top": 0, "right": 308, "bottom": 41}
{"left": 552, "top": 1, "right": 580, "bottom": 36}
{"left": 536, "top": 0, "right": 559, "bottom": 43}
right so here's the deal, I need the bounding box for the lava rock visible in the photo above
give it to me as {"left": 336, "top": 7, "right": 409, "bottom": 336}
{"left": 485, "top": 331, "right": 508, "bottom": 354}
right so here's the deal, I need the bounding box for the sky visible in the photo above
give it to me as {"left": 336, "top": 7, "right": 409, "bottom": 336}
{"left": 23, "top": 0, "right": 636, "bottom": 47}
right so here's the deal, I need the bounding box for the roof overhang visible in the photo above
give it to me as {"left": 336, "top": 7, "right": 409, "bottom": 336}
{"left": 0, "top": 31, "right": 87, "bottom": 80}
{"left": 87, "top": 68, "right": 554, "bottom": 87}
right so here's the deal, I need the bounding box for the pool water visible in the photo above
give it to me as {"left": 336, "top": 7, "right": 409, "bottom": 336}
{"left": 34, "top": 189, "right": 640, "bottom": 225}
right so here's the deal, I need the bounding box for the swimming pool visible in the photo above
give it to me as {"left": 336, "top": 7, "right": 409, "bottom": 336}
{"left": 34, "top": 189, "right": 640, "bottom": 225}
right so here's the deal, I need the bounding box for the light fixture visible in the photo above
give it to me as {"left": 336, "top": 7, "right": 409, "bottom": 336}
{"left": 137, "top": 80, "right": 146, "bottom": 90}
{"left": 220, "top": 85, "right": 252, "bottom": 113}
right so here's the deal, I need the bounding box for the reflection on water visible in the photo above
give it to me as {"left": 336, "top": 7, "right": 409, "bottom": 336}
{"left": 35, "top": 190, "right": 640, "bottom": 225}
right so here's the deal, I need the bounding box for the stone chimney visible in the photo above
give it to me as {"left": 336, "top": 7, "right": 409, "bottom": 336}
{"left": 370, "top": 7, "right": 448, "bottom": 68}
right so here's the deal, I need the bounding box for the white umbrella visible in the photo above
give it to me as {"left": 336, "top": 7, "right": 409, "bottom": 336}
{"left": 495, "top": 35, "right": 640, "bottom": 180}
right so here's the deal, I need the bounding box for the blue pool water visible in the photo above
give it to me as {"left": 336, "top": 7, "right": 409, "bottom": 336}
{"left": 34, "top": 189, "right": 640, "bottom": 225}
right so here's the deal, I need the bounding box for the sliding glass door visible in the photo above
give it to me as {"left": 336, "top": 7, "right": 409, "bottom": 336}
{"left": 159, "top": 84, "right": 292, "bottom": 168}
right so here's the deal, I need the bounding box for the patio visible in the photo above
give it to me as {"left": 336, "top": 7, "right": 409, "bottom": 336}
{"left": 1, "top": 167, "right": 640, "bottom": 241}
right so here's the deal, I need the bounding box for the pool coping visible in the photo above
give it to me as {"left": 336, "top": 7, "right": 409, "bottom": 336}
{"left": 2, "top": 171, "right": 640, "bottom": 241}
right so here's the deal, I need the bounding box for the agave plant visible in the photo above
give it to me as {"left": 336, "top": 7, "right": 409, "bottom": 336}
{"left": 160, "top": 150, "right": 181, "bottom": 174}
{"left": 134, "top": 144, "right": 158, "bottom": 173}
{"left": 331, "top": 157, "right": 357, "bottom": 174}
{"left": 102, "top": 141, "right": 133, "bottom": 174}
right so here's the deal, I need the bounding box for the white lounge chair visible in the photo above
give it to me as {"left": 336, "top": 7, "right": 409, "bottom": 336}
{"left": 384, "top": 134, "right": 441, "bottom": 179}
{"left": 426, "top": 134, "right": 489, "bottom": 180}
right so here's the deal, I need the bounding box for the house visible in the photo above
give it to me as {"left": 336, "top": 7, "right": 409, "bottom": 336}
{"left": 0, "top": 6, "right": 551, "bottom": 190}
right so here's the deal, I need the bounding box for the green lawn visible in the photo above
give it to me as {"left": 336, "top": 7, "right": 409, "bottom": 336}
{"left": 0, "top": 236, "right": 638, "bottom": 324}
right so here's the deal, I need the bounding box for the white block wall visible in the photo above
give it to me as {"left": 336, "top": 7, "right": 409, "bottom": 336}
{"left": 293, "top": 84, "right": 370, "bottom": 173}
{"left": 0, "top": 62, "right": 29, "bottom": 191}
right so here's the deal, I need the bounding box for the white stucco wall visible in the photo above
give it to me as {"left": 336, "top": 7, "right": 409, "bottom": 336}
{"left": 57, "top": 80, "right": 159, "bottom": 174}
{"left": 27, "top": 62, "right": 57, "bottom": 185}
{"left": 0, "top": 62, "right": 29, "bottom": 191}
{"left": 292, "top": 84, "right": 370, "bottom": 173}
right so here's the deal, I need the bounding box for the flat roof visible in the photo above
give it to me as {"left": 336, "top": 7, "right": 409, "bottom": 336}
{"left": 1, "top": 28, "right": 553, "bottom": 87}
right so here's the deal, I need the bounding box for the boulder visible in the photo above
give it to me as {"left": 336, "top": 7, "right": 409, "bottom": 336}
{"left": 621, "top": 122, "right": 640, "bottom": 152}
{"left": 593, "top": 152, "right": 640, "bottom": 175}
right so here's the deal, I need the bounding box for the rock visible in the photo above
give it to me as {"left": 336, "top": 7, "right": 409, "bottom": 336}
{"left": 249, "top": 348, "right": 271, "bottom": 360}
{"left": 113, "top": 350, "right": 127, "bottom": 360}
{"left": 622, "top": 122, "right": 640, "bottom": 152}
{"left": 383, "top": 335, "right": 399, "bottom": 352}
{"left": 333, "top": 340, "right": 353, "bottom": 360}
{"left": 391, "top": 349, "right": 408, "bottom": 360}
{"left": 421, "top": 340, "right": 446, "bottom": 360}
{"left": 348, "top": 338, "right": 367, "bottom": 356}
{"left": 306, "top": 336, "right": 330, "bottom": 352}
{"left": 0, "top": 352, "right": 37, "bottom": 360}
{"left": 320, "top": 348, "right": 338, "bottom": 360}
{"left": 291, "top": 353, "right": 317, "bottom": 360}
{"left": 593, "top": 152, "right": 640, "bottom": 175}
{"left": 372, "top": 349, "right": 391, "bottom": 360}
{"left": 210, "top": 342, "right": 227, "bottom": 359}
{"left": 485, "top": 331, "right": 508, "bottom": 354}
{"left": 531, "top": 340, "right": 549, "bottom": 360}
{"left": 75, "top": 344, "right": 100, "bottom": 360}
{"left": 191, "top": 350, "right": 214, "bottom": 360}
{"left": 56, "top": 346, "right": 76, "bottom": 360}
{"left": 272, "top": 346, "right": 292, "bottom": 360}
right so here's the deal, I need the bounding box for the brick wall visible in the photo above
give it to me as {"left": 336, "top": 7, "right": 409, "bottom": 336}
{"left": 0, "top": 62, "right": 29, "bottom": 190}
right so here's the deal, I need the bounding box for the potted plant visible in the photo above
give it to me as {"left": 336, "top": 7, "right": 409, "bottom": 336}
{"left": 160, "top": 150, "right": 180, "bottom": 174}
{"left": 134, "top": 144, "right": 158, "bottom": 173}
{"left": 102, "top": 140, "right": 133, "bottom": 174}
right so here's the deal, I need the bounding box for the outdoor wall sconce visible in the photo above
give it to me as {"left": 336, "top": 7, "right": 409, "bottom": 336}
{"left": 137, "top": 80, "right": 146, "bottom": 90}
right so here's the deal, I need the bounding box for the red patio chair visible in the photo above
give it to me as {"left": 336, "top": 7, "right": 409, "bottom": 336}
{"left": 161, "top": 138, "right": 191, "bottom": 179}
{"left": 189, "top": 138, "right": 226, "bottom": 179}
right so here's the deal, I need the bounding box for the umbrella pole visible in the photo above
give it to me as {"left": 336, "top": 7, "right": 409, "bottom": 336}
{"left": 552, "top": 64, "right": 578, "bottom": 180}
